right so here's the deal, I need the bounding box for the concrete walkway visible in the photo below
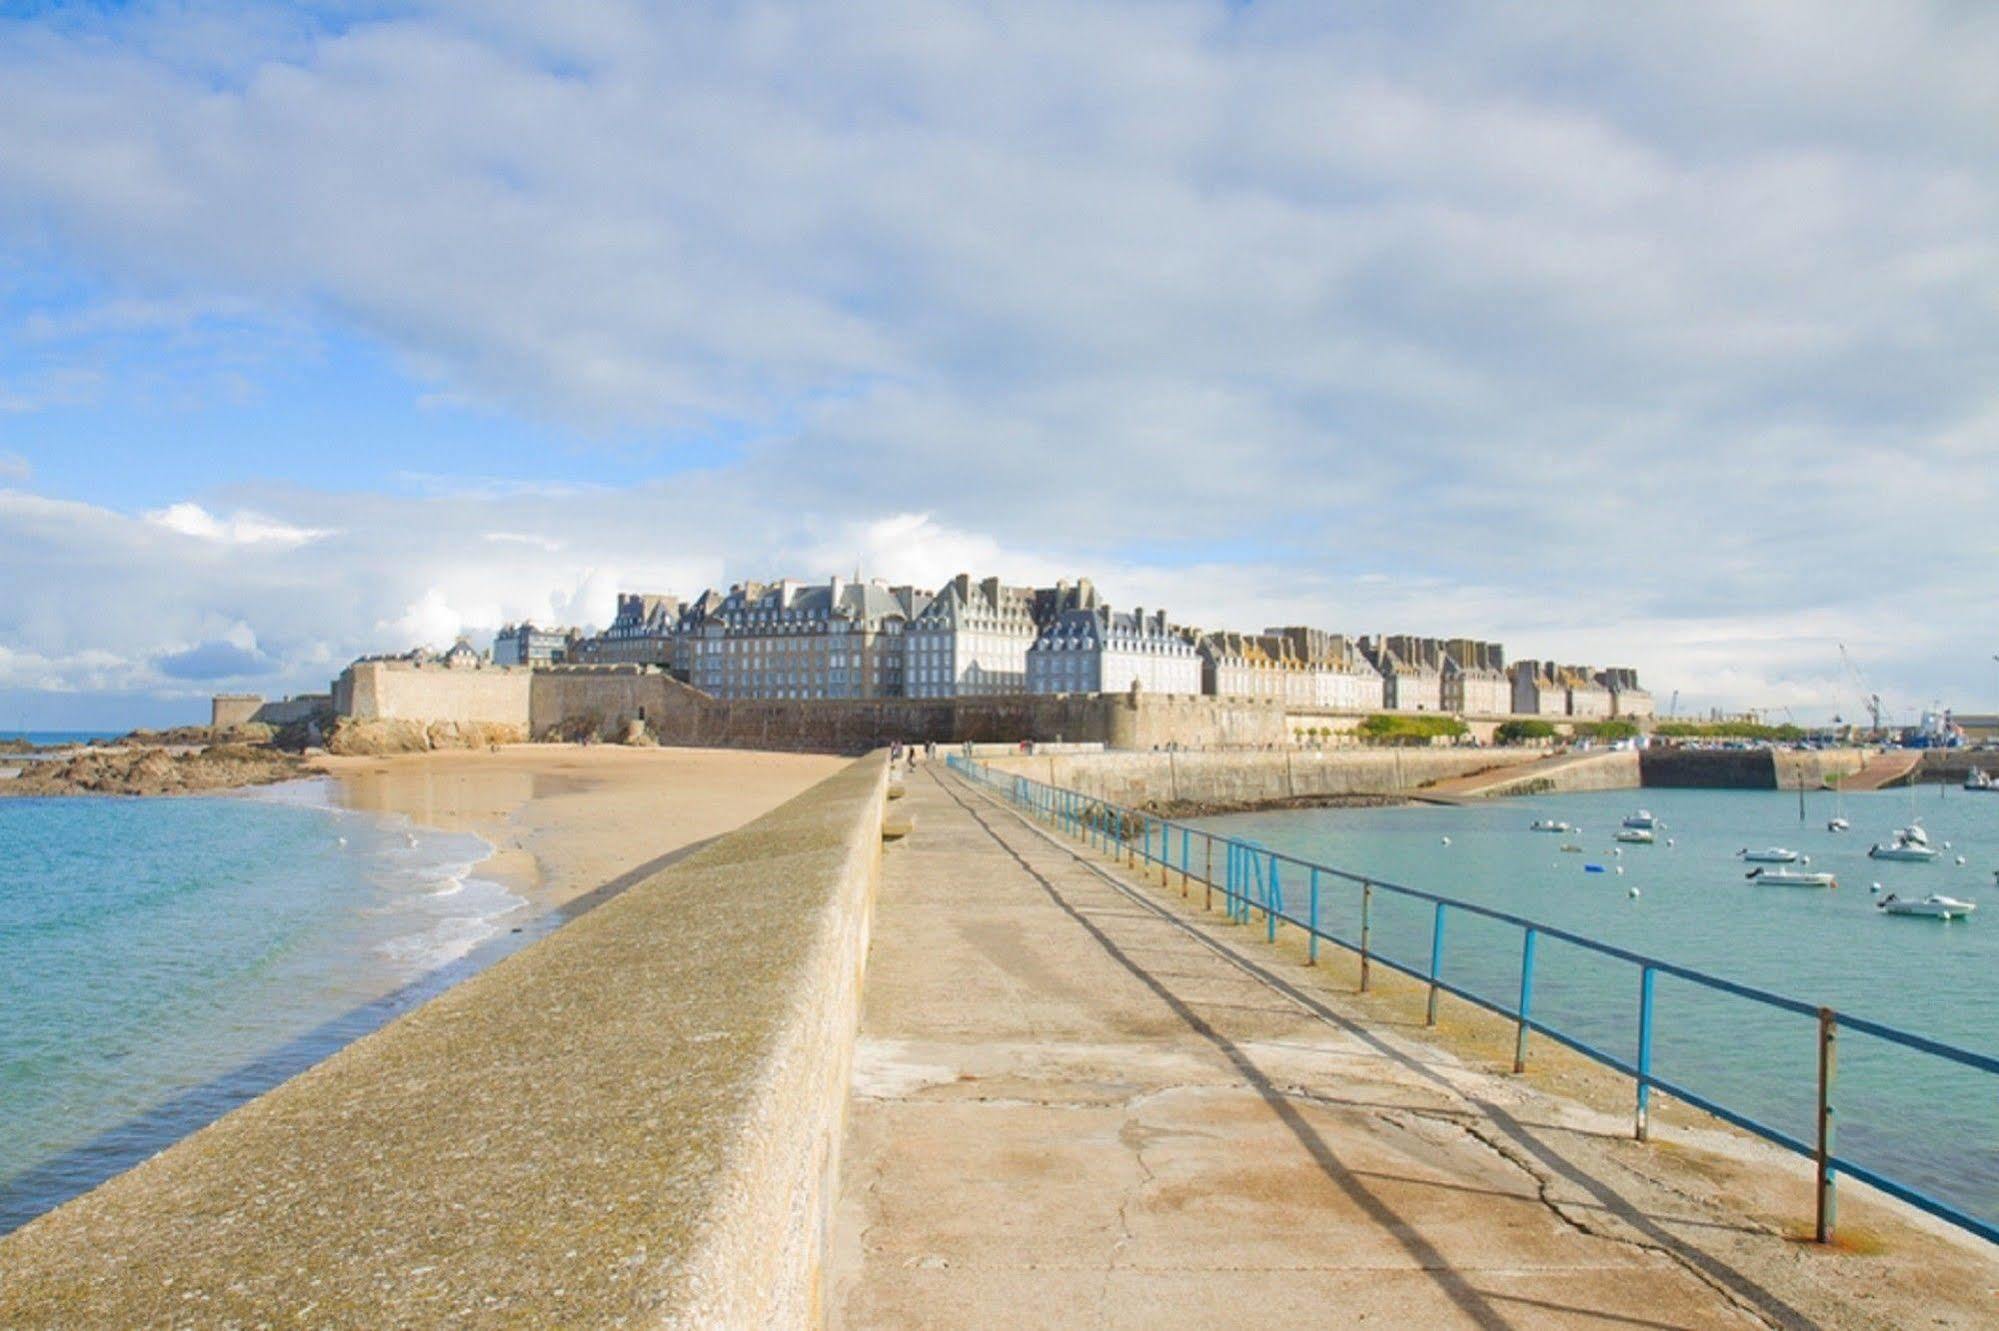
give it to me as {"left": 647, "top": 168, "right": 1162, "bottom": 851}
{"left": 830, "top": 768, "right": 1794, "bottom": 1330}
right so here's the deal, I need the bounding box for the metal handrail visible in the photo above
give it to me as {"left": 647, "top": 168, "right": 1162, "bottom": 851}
{"left": 946, "top": 754, "right": 1999, "bottom": 1248}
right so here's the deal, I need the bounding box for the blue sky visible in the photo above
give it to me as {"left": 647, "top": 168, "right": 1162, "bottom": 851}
{"left": 3, "top": 1, "right": 1997, "bottom": 729}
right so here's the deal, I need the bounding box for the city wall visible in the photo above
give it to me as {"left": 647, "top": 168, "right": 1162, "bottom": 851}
{"left": 0, "top": 754, "right": 891, "bottom": 1330}
{"left": 524, "top": 668, "right": 1291, "bottom": 752}
{"left": 335, "top": 660, "right": 531, "bottom": 729}
{"left": 209, "top": 692, "right": 332, "bottom": 731}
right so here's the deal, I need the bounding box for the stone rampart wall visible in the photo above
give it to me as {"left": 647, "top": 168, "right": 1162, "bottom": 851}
{"left": 336, "top": 660, "right": 532, "bottom": 729}
{"left": 0, "top": 755, "right": 891, "bottom": 1330}
{"left": 522, "top": 670, "right": 1289, "bottom": 753}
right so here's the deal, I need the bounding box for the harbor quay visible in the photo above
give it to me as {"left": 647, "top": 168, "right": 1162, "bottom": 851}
{"left": 3, "top": 747, "right": 1995, "bottom": 1327}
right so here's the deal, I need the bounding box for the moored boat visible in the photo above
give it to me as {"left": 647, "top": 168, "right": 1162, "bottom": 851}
{"left": 1745, "top": 867, "right": 1837, "bottom": 888}
{"left": 1738, "top": 847, "right": 1800, "bottom": 864}
{"left": 1530, "top": 819, "right": 1573, "bottom": 833}
{"left": 1615, "top": 827, "right": 1655, "bottom": 844}
{"left": 1966, "top": 769, "right": 1996, "bottom": 792}
{"left": 1621, "top": 809, "right": 1661, "bottom": 830}
{"left": 1878, "top": 893, "right": 1977, "bottom": 919}
{"left": 1869, "top": 826, "right": 1939, "bottom": 862}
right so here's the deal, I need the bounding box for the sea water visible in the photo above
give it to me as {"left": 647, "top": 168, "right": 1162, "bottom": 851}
{"left": 1195, "top": 784, "right": 1999, "bottom": 1228}
{"left": 0, "top": 780, "right": 531, "bottom": 1233}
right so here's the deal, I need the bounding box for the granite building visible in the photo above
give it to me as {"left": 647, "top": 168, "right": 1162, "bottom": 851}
{"left": 1027, "top": 606, "right": 1201, "bottom": 697}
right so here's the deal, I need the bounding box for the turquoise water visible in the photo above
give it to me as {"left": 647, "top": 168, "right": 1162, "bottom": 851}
{"left": 0, "top": 782, "right": 532, "bottom": 1233}
{"left": 1, "top": 731, "right": 122, "bottom": 747}
{"left": 1196, "top": 785, "right": 1999, "bottom": 1229}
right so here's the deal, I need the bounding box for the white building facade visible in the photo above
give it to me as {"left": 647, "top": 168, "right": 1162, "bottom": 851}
{"left": 1027, "top": 607, "right": 1201, "bottom": 697}
{"left": 905, "top": 575, "right": 1042, "bottom": 698}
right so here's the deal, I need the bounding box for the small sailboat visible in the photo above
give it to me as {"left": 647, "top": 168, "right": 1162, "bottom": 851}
{"left": 1738, "top": 847, "right": 1800, "bottom": 864}
{"left": 1621, "top": 809, "right": 1662, "bottom": 831}
{"left": 1530, "top": 818, "right": 1573, "bottom": 833}
{"left": 1615, "top": 827, "right": 1656, "bottom": 844}
{"left": 1745, "top": 867, "right": 1837, "bottom": 889}
{"left": 1869, "top": 825, "right": 1939, "bottom": 862}
{"left": 1878, "top": 893, "right": 1977, "bottom": 919}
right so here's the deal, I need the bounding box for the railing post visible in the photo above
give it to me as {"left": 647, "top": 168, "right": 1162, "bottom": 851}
{"left": 1359, "top": 881, "right": 1374, "bottom": 992}
{"left": 1425, "top": 902, "right": 1447, "bottom": 1027}
{"left": 1267, "top": 853, "right": 1280, "bottom": 943}
{"left": 1816, "top": 1007, "right": 1838, "bottom": 1244}
{"left": 1204, "top": 837, "right": 1214, "bottom": 912}
{"left": 1514, "top": 928, "right": 1538, "bottom": 1074}
{"left": 1180, "top": 827, "right": 1190, "bottom": 896}
{"left": 1635, "top": 966, "right": 1655, "bottom": 1141}
{"left": 1307, "top": 867, "right": 1320, "bottom": 965}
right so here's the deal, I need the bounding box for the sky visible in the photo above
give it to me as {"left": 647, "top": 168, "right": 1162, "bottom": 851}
{"left": 2, "top": 1, "right": 1996, "bottom": 730}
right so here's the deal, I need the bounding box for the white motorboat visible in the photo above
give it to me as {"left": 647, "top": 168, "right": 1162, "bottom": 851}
{"left": 1878, "top": 893, "right": 1977, "bottom": 919}
{"left": 1826, "top": 817, "right": 1850, "bottom": 832}
{"left": 1621, "top": 810, "right": 1661, "bottom": 831}
{"left": 1738, "top": 847, "right": 1800, "bottom": 864}
{"left": 1615, "top": 827, "right": 1655, "bottom": 844}
{"left": 1966, "top": 769, "right": 1996, "bottom": 792}
{"left": 1530, "top": 819, "right": 1573, "bottom": 833}
{"left": 1745, "top": 867, "right": 1837, "bottom": 889}
{"left": 1869, "top": 826, "right": 1939, "bottom": 862}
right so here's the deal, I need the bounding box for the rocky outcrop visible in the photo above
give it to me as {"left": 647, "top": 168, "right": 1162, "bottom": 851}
{"left": 323, "top": 717, "right": 526, "bottom": 756}
{"left": 0, "top": 744, "right": 304, "bottom": 797}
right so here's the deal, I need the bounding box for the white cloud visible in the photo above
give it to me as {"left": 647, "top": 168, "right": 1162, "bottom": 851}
{"left": 144, "top": 501, "right": 333, "bottom": 548}
{"left": 0, "top": 3, "right": 1996, "bottom": 719}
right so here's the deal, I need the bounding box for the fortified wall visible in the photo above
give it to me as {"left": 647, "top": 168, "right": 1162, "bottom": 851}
{"left": 209, "top": 693, "right": 332, "bottom": 731}
{"left": 524, "top": 667, "right": 1291, "bottom": 753}
{"left": 333, "top": 659, "right": 531, "bottom": 729}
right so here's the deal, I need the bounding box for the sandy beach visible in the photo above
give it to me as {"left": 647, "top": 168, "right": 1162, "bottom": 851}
{"left": 312, "top": 744, "right": 851, "bottom": 909}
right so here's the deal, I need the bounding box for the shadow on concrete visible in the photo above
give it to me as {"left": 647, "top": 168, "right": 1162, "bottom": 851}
{"left": 938, "top": 769, "right": 1812, "bottom": 1331}
{"left": 0, "top": 835, "right": 718, "bottom": 1237}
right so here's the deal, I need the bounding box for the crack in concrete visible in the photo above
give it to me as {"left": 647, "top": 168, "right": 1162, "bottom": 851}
{"left": 1416, "top": 1108, "right": 1788, "bottom": 1331}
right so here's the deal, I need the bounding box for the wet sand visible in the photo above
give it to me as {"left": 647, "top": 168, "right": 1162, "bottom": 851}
{"left": 313, "top": 744, "right": 851, "bottom": 909}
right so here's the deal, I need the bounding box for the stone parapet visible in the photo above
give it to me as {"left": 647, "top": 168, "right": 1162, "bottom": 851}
{"left": 0, "top": 754, "right": 890, "bottom": 1330}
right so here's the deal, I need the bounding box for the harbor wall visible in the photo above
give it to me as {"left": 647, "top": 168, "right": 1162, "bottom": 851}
{"left": 1443, "top": 749, "right": 1641, "bottom": 797}
{"left": 983, "top": 748, "right": 1552, "bottom": 812}
{"left": 0, "top": 755, "right": 892, "bottom": 1330}
{"left": 1642, "top": 748, "right": 1869, "bottom": 790}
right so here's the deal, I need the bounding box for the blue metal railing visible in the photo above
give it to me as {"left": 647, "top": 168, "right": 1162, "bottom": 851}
{"left": 947, "top": 754, "right": 1999, "bottom": 1248}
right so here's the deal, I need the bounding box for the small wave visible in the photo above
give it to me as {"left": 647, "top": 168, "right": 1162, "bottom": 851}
{"left": 373, "top": 877, "right": 525, "bottom": 971}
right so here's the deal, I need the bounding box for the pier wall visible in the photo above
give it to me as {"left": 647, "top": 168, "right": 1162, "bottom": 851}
{"left": 1642, "top": 748, "right": 1869, "bottom": 789}
{"left": 984, "top": 748, "right": 1552, "bottom": 812}
{"left": 0, "top": 755, "right": 891, "bottom": 1330}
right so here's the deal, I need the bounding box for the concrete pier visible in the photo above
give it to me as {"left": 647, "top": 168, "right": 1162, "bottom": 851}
{"left": 831, "top": 765, "right": 1996, "bottom": 1329}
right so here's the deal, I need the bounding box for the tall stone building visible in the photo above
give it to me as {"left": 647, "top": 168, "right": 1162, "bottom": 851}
{"left": 1596, "top": 667, "right": 1656, "bottom": 719}
{"left": 1027, "top": 606, "right": 1201, "bottom": 697}
{"left": 575, "top": 594, "right": 682, "bottom": 670}
{"left": 906, "top": 575, "right": 1093, "bottom": 698}
{"left": 685, "top": 577, "right": 927, "bottom": 700}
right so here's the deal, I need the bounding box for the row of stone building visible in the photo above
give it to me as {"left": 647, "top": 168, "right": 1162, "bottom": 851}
{"left": 495, "top": 573, "right": 1653, "bottom": 718}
